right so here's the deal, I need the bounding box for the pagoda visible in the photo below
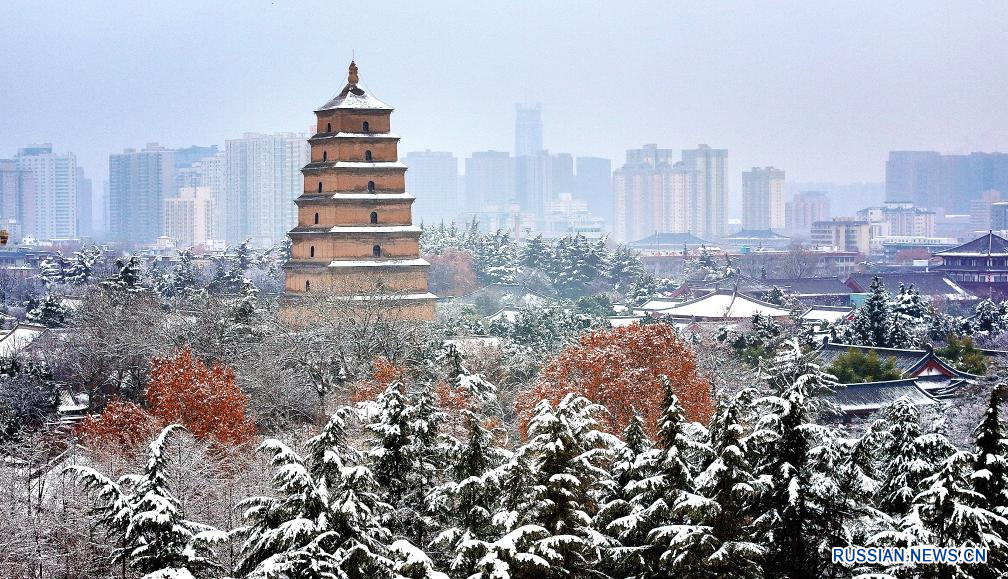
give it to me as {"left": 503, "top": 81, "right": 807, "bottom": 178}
{"left": 284, "top": 61, "right": 436, "bottom": 319}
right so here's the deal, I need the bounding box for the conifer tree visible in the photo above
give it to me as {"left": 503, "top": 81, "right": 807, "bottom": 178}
{"left": 877, "top": 397, "right": 943, "bottom": 517}
{"left": 845, "top": 276, "right": 893, "bottom": 347}
{"left": 71, "top": 425, "right": 226, "bottom": 579}
{"left": 26, "top": 293, "right": 69, "bottom": 327}
{"left": 973, "top": 384, "right": 1008, "bottom": 513}
{"left": 102, "top": 255, "right": 146, "bottom": 293}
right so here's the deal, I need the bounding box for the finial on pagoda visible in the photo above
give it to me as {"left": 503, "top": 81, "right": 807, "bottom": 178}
{"left": 348, "top": 61, "right": 359, "bottom": 86}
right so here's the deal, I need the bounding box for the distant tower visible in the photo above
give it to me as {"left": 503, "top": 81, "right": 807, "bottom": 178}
{"left": 284, "top": 62, "right": 435, "bottom": 320}
{"left": 514, "top": 103, "right": 543, "bottom": 157}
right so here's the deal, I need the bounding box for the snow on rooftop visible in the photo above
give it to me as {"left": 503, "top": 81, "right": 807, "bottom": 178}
{"left": 664, "top": 291, "right": 790, "bottom": 319}
{"left": 327, "top": 257, "right": 429, "bottom": 268}
{"left": 311, "top": 161, "right": 407, "bottom": 169}
{"left": 0, "top": 324, "right": 45, "bottom": 358}
{"left": 327, "top": 193, "right": 415, "bottom": 200}
{"left": 801, "top": 307, "right": 853, "bottom": 324}
{"left": 314, "top": 132, "right": 400, "bottom": 139}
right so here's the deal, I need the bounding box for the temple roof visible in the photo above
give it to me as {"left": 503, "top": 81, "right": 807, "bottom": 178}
{"left": 723, "top": 229, "right": 790, "bottom": 240}
{"left": 629, "top": 232, "right": 712, "bottom": 247}
{"left": 832, "top": 379, "right": 940, "bottom": 414}
{"left": 318, "top": 61, "right": 393, "bottom": 111}
{"left": 659, "top": 289, "right": 791, "bottom": 319}
{"left": 935, "top": 231, "right": 1008, "bottom": 257}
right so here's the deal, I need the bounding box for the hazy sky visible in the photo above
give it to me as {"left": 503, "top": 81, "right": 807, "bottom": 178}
{"left": 3, "top": 0, "right": 1007, "bottom": 190}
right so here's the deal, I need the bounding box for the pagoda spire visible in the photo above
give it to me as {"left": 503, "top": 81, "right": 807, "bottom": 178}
{"left": 348, "top": 61, "right": 359, "bottom": 86}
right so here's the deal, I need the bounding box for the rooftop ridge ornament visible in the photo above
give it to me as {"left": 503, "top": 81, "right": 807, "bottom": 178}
{"left": 348, "top": 61, "right": 359, "bottom": 86}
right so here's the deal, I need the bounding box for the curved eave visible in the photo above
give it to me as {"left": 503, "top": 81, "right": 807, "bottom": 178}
{"left": 294, "top": 193, "right": 416, "bottom": 205}
{"left": 289, "top": 225, "right": 421, "bottom": 235}
{"left": 285, "top": 258, "right": 430, "bottom": 270}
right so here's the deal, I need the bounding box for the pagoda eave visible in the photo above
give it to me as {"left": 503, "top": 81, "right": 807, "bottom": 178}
{"left": 309, "top": 133, "right": 401, "bottom": 143}
{"left": 303, "top": 162, "right": 406, "bottom": 173}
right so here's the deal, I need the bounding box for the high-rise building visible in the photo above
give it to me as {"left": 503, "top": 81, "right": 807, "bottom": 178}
{"left": 574, "top": 156, "right": 612, "bottom": 225}
{"left": 551, "top": 153, "right": 574, "bottom": 196}
{"left": 224, "top": 132, "right": 309, "bottom": 247}
{"left": 404, "top": 150, "right": 459, "bottom": 225}
{"left": 0, "top": 158, "right": 35, "bottom": 241}
{"left": 177, "top": 152, "right": 224, "bottom": 240}
{"left": 109, "top": 144, "right": 175, "bottom": 245}
{"left": 174, "top": 145, "right": 219, "bottom": 170}
{"left": 164, "top": 186, "right": 214, "bottom": 248}
{"left": 614, "top": 145, "right": 700, "bottom": 243}
{"left": 970, "top": 189, "right": 1003, "bottom": 233}
{"left": 16, "top": 144, "right": 77, "bottom": 240}
{"left": 682, "top": 144, "right": 728, "bottom": 238}
{"left": 76, "top": 167, "right": 93, "bottom": 237}
{"left": 285, "top": 61, "right": 434, "bottom": 319}
{"left": 464, "top": 151, "right": 513, "bottom": 214}
{"left": 992, "top": 202, "right": 1008, "bottom": 231}
{"left": 742, "top": 167, "right": 785, "bottom": 231}
{"left": 785, "top": 190, "right": 830, "bottom": 236}
{"left": 515, "top": 151, "right": 552, "bottom": 219}
{"left": 514, "top": 103, "right": 543, "bottom": 157}
{"left": 887, "top": 150, "right": 1008, "bottom": 212}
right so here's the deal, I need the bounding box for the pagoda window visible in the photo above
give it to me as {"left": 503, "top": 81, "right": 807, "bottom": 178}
{"left": 314, "top": 212, "right": 319, "bottom": 225}
{"left": 322, "top": 151, "right": 327, "bottom": 161}
{"left": 310, "top": 245, "right": 315, "bottom": 258}
{"left": 305, "top": 280, "right": 311, "bottom": 291}
{"left": 372, "top": 244, "right": 381, "bottom": 257}
{"left": 362, "top": 121, "right": 369, "bottom": 132}
{"left": 370, "top": 211, "right": 378, "bottom": 224}
{"left": 318, "top": 182, "right": 323, "bottom": 193}
{"left": 364, "top": 150, "right": 373, "bottom": 162}
{"left": 326, "top": 122, "right": 331, "bottom": 132}
{"left": 368, "top": 180, "right": 375, "bottom": 193}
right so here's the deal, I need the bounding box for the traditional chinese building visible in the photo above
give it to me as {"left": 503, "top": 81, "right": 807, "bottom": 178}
{"left": 283, "top": 62, "right": 436, "bottom": 319}
{"left": 933, "top": 231, "right": 1008, "bottom": 299}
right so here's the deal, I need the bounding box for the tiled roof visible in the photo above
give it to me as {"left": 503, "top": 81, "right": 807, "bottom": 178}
{"left": 936, "top": 231, "right": 1008, "bottom": 257}
{"left": 817, "top": 342, "right": 933, "bottom": 374}
{"left": 318, "top": 82, "right": 393, "bottom": 111}
{"left": 722, "top": 229, "right": 790, "bottom": 240}
{"left": 845, "top": 272, "right": 969, "bottom": 298}
{"left": 662, "top": 289, "right": 790, "bottom": 319}
{"left": 764, "top": 277, "right": 854, "bottom": 296}
{"left": 833, "top": 379, "right": 940, "bottom": 413}
{"left": 629, "top": 232, "right": 712, "bottom": 247}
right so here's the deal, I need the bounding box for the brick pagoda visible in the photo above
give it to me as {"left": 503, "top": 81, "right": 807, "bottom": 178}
{"left": 284, "top": 62, "right": 436, "bottom": 319}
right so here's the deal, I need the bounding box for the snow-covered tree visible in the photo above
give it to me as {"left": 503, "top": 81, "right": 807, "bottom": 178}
{"left": 971, "top": 299, "right": 1008, "bottom": 336}
{"left": 876, "top": 396, "right": 952, "bottom": 517}
{"left": 70, "top": 425, "right": 226, "bottom": 578}
{"left": 102, "top": 255, "right": 146, "bottom": 293}
{"left": 38, "top": 252, "right": 67, "bottom": 286}
{"left": 234, "top": 407, "right": 395, "bottom": 579}
{"left": 64, "top": 245, "right": 102, "bottom": 286}
{"left": 838, "top": 276, "right": 893, "bottom": 347}
{"left": 26, "top": 293, "right": 69, "bottom": 327}
{"left": 889, "top": 283, "right": 932, "bottom": 348}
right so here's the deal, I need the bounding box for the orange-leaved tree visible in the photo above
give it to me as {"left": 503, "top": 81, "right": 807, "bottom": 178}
{"left": 516, "top": 323, "right": 714, "bottom": 437}
{"left": 145, "top": 347, "right": 256, "bottom": 446}
{"left": 76, "top": 398, "right": 157, "bottom": 451}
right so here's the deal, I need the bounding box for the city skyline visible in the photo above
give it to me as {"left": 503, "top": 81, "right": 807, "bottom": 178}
{"left": 4, "top": 1, "right": 1007, "bottom": 190}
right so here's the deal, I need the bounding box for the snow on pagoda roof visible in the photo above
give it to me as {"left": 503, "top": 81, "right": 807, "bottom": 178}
{"left": 312, "top": 132, "right": 400, "bottom": 140}
{"left": 327, "top": 225, "right": 421, "bottom": 234}
{"left": 344, "top": 292, "right": 437, "bottom": 301}
{"left": 328, "top": 193, "right": 415, "bottom": 200}
{"left": 318, "top": 61, "right": 393, "bottom": 111}
{"left": 306, "top": 161, "right": 407, "bottom": 169}
{"left": 327, "top": 257, "right": 429, "bottom": 268}
{"left": 662, "top": 289, "right": 790, "bottom": 319}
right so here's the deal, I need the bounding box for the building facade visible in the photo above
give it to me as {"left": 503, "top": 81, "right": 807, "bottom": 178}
{"left": 163, "top": 186, "right": 214, "bottom": 248}
{"left": 811, "top": 218, "right": 871, "bottom": 254}
{"left": 16, "top": 144, "right": 77, "bottom": 240}
{"left": 109, "top": 144, "right": 175, "bottom": 245}
{"left": 934, "top": 232, "right": 1008, "bottom": 298}
{"left": 514, "top": 103, "right": 543, "bottom": 157}
{"left": 284, "top": 62, "right": 435, "bottom": 319}
{"left": 404, "top": 150, "right": 459, "bottom": 225}
{"left": 574, "top": 156, "right": 612, "bottom": 226}
{"left": 887, "top": 150, "right": 1008, "bottom": 212}
{"left": 464, "top": 151, "right": 513, "bottom": 214}
{"left": 0, "top": 159, "right": 35, "bottom": 241}
{"left": 224, "top": 132, "right": 309, "bottom": 247}
{"left": 742, "top": 166, "right": 785, "bottom": 231}
{"left": 785, "top": 190, "right": 830, "bottom": 236}
{"left": 682, "top": 144, "right": 728, "bottom": 238}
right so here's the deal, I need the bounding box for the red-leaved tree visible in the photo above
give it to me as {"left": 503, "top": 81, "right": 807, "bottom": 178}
{"left": 145, "top": 347, "right": 256, "bottom": 446}
{"left": 516, "top": 323, "right": 714, "bottom": 437}
{"left": 75, "top": 398, "right": 157, "bottom": 450}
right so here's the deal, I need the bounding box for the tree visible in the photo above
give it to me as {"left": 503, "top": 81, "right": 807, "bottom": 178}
{"left": 70, "top": 425, "right": 227, "bottom": 578}
{"left": 145, "top": 347, "right": 256, "bottom": 446}
{"left": 25, "top": 293, "right": 69, "bottom": 327}
{"left": 937, "top": 334, "right": 989, "bottom": 375}
{"left": 828, "top": 348, "right": 902, "bottom": 383}
{"left": 426, "top": 249, "right": 480, "bottom": 297}
{"left": 971, "top": 299, "right": 1008, "bottom": 335}
{"left": 520, "top": 323, "right": 714, "bottom": 436}
{"left": 76, "top": 398, "right": 158, "bottom": 451}
{"left": 876, "top": 396, "right": 952, "bottom": 517}
{"left": 234, "top": 408, "right": 395, "bottom": 579}
{"left": 889, "top": 283, "right": 932, "bottom": 348}
{"left": 840, "top": 276, "right": 893, "bottom": 347}
{"left": 102, "top": 255, "right": 146, "bottom": 293}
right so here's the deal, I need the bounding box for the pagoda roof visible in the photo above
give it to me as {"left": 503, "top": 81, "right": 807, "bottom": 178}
{"left": 303, "top": 161, "right": 406, "bottom": 170}
{"left": 318, "top": 62, "right": 393, "bottom": 111}
{"left": 935, "top": 231, "right": 1008, "bottom": 257}
{"left": 289, "top": 225, "right": 421, "bottom": 235}
{"left": 327, "top": 257, "right": 429, "bottom": 268}
{"left": 296, "top": 192, "right": 415, "bottom": 202}
{"left": 311, "top": 132, "right": 400, "bottom": 142}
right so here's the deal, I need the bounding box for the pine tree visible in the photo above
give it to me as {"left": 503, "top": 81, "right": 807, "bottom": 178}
{"left": 521, "top": 235, "right": 549, "bottom": 270}
{"left": 609, "top": 245, "right": 645, "bottom": 295}
{"left": 753, "top": 339, "right": 838, "bottom": 578}
{"left": 235, "top": 408, "right": 395, "bottom": 579}
{"left": 26, "top": 293, "right": 69, "bottom": 327}
{"left": 38, "top": 252, "right": 67, "bottom": 286}
{"left": 889, "top": 283, "right": 931, "bottom": 348}
{"left": 973, "top": 383, "right": 1008, "bottom": 513}
{"left": 102, "top": 255, "right": 146, "bottom": 293}
{"left": 430, "top": 410, "right": 507, "bottom": 576}
{"left": 844, "top": 276, "right": 893, "bottom": 347}
{"left": 71, "top": 425, "right": 226, "bottom": 578}
{"left": 690, "top": 387, "right": 765, "bottom": 579}
{"left": 64, "top": 245, "right": 101, "bottom": 286}
{"left": 168, "top": 249, "right": 201, "bottom": 297}
{"left": 877, "top": 396, "right": 952, "bottom": 517}
{"left": 972, "top": 299, "right": 1008, "bottom": 335}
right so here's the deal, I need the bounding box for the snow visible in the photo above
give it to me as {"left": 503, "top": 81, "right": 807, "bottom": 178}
{"left": 327, "top": 257, "right": 429, "bottom": 268}
{"left": 318, "top": 84, "right": 393, "bottom": 110}
{"left": 662, "top": 291, "right": 790, "bottom": 320}
{"left": 326, "top": 192, "right": 415, "bottom": 200}
{"left": 0, "top": 323, "right": 46, "bottom": 358}
{"left": 800, "top": 306, "right": 853, "bottom": 325}
{"left": 607, "top": 315, "right": 643, "bottom": 327}
{"left": 314, "top": 161, "right": 407, "bottom": 169}
{"left": 326, "top": 225, "right": 422, "bottom": 234}
{"left": 314, "top": 131, "right": 401, "bottom": 139}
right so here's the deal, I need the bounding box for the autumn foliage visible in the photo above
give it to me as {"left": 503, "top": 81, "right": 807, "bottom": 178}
{"left": 516, "top": 323, "right": 714, "bottom": 437}
{"left": 76, "top": 347, "right": 255, "bottom": 450}
{"left": 426, "top": 249, "right": 480, "bottom": 297}
{"left": 353, "top": 356, "right": 407, "bottom": 403}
